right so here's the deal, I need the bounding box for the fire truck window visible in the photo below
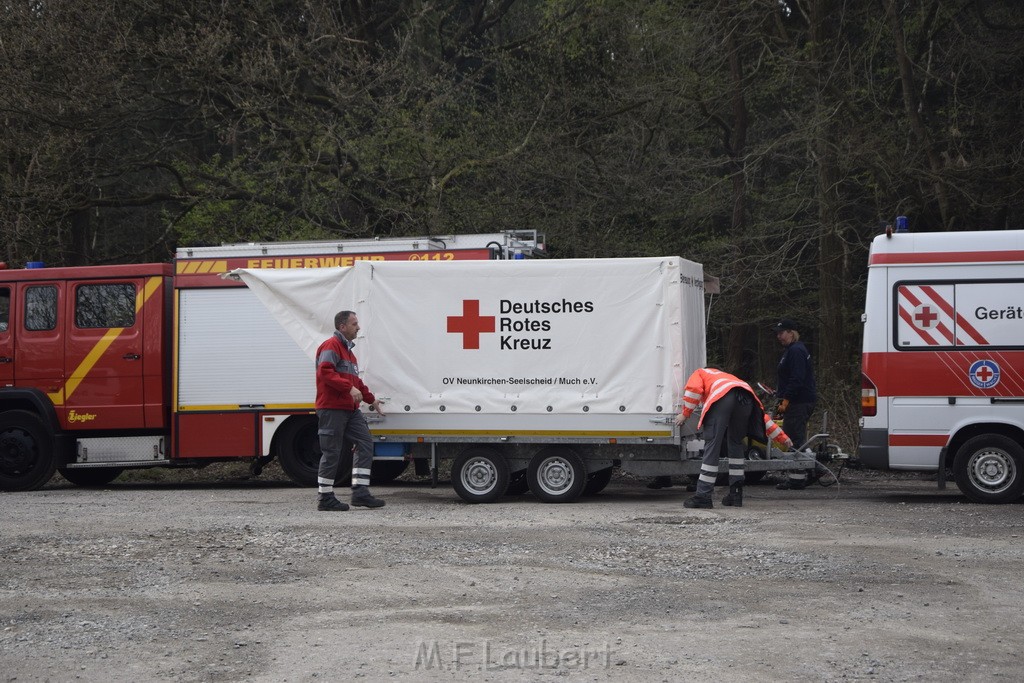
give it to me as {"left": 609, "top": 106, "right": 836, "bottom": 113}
{"left": 24, "top": 285, "right": 57, "bottom": 331}
{"left": 0, "top": 287, "right": 9, "bottom": 332}
{"left": 76, "top": 283, "right": 136, "bottom": 329}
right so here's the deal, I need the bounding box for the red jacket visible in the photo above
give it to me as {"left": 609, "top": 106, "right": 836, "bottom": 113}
{"left": 315, "top": 331, "right": 375, "bottom": 411}
{"left": 680, "top": 368, "right": 789, "bottom": 446}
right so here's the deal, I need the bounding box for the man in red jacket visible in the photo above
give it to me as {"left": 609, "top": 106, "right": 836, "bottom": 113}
{"left": 315, "top": 310, "right": 386, "bottom": 511}
{"left": 676, "top": 368, "right": 792, "bottom": 508}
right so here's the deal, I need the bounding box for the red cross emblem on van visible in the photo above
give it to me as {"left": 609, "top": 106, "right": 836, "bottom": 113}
{"left": 447, "top": 300, "right": 495, "bottom": 349}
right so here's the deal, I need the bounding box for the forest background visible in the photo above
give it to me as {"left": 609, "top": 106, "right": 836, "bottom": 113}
{"left": 2, "top": 0, "right": 1023, "bottom": 446}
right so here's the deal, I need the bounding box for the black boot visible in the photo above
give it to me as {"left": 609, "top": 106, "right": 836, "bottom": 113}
{"left": 683, "top": 495, "right": 713, "bottom": 509}
{"left": 317, "top": 494, "right": 349, "bottom": 511}
{"left": 351, "top": 486, "right": 386, "bottom": 508}
{"left": 721, "top": 483, "right": 743, "bottom": 507}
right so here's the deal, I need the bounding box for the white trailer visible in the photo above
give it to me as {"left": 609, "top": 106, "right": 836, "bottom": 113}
{"left": 234, "top": 256, "right": 811, "bottom": 503}
{"left": 860, "top": 228, "right": 1024, "bottom": 503}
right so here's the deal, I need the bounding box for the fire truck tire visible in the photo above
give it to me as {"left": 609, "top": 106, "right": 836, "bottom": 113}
{"left": 452, "top": 447, "right": 509, "bottom": 503}
{"left": 0, "top": 410, "right": 56, "bottom": 491}
{"left": 582, "top": 467, "right": 614, "bottom": 496}
{"left": 277, "top": 417, "right": 328, "bottom": 487}
{"left": 528, "top": 447, "right": 586, "bottom": 503}
{"left": 952, "top": 435, "right": 1024, "bottom": 504}
{"left": 506, "top": 470, "right": 530, "bottom": 495}
{"left": 58, "top": 466, "right": 124, "bottom": 487}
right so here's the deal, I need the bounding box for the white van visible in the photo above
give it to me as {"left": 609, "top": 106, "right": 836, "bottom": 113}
{"left": 859, "top": 227, "right": 1024, "bottom": 503}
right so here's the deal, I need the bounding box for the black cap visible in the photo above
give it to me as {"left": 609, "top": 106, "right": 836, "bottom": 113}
{"left": 771, "top": 319, "right": 799, "bottom": 333}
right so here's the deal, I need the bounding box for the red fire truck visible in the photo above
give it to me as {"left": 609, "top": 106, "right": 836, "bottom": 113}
{"left": 0, "top": 232, "right": 544, "bottom": 490}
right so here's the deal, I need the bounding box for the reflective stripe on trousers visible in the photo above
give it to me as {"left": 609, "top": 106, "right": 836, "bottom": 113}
{"left": 316, "top": 408, "right": 374, "bottom": 493}
{"left": 695, "top": 388, "right": 749, "bottom": 497}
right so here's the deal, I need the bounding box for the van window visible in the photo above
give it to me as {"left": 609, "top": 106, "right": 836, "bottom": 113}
{"left": 76, "top": 283, "right": 136, "bottom": 328}
{"left": 24, "top": 285, "right": 57, "bottom": 331}
{"left": 895, "top": 280, "right": 1024, "bottom": 349}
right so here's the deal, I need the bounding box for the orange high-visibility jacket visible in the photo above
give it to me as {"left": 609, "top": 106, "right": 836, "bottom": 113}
{"left": 679, "top": 368, "right": 789, "bottom": 445}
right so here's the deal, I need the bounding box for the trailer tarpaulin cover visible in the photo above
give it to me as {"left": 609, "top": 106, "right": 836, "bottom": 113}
{"left": 232, "top": 257, "right": 705, "bottom": 417}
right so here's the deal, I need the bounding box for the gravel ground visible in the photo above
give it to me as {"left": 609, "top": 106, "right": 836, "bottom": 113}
{"left": 2, "top": 468, "right": 1023, "bottom": 682}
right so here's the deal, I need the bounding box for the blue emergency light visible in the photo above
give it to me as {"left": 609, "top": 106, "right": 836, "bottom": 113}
{"left": 894, "top": 216, "right": 909, "bottom": 233}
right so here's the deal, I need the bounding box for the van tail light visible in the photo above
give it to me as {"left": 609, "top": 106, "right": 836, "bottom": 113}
{"left": 861, "top": 373, "right": 877, "bottom": 417}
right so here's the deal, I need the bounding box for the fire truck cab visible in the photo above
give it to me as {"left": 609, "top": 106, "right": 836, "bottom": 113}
{"left": 860, "top": 227, "right": 1024, "bottom": 503}
{"left": 0, "top": 263, "right": 173, "bottom": 489}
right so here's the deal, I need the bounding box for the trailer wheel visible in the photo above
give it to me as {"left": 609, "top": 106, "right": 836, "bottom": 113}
{"left": 528, "top": 447, "right": 586, "bottom": 503}
{"left": 743, "top": 446, "right": 767, "bottom": 484}
{"left": 58, "top": 467, "right": 124, "bottom": 487}
{"left": 0, "top": 410, "right": 56, "bottom": 491}
{"left": 452, "top": 447, "right": 509, "bottom": 503}
{"left": 506, "top": 470, "right": 530, "bottom": 496}
{"left": 582, "top": 467, "right": 614, "bottom": 496}
{"left": 953, "top": 435, "right": 1024, "bottom": 504}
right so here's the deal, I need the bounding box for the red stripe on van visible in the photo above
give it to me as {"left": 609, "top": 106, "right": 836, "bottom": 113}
{"left": 889, "top": 434, "right": 949, "bottom": 447}
{"left": 870, "top": 250, "right": 1024, "bottom": 265}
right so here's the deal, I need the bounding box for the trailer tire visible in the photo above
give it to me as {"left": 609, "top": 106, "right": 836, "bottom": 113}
{"left": 953, "top": 434, "right": 1024, "bottom": 504}
{"left": 743, "top": 446, "right": 767, "bottom": 484}
{"left": 528, "top": 447, "right": 586, "bottom": 503}
{"left": 0, "top": 410, "right": 56, "bottom": 491}
{"left": 452, "top": 447, "right": 509, "bottom": 503}
{"left": 58, "top": 466, "right": 124, "bottom": 487}
{"left": 582, "top": 467, "right": 614, "bottom": 496}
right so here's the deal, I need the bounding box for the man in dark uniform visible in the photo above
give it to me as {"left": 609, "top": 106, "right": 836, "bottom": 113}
{"left": 771, "top": 319, "right": 817, "bottom": 490}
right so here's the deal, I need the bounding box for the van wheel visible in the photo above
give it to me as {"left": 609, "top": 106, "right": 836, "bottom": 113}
{"left": 452, "top": 447, "right": 509, "bottom": 503}
{"left": 953, "top": 435, "right": 1024, "bottom": 504}
{"left": 58, "top": 467, "right": 124, "bottom": 487}
{"left": 528, "top": 447, "right": 586, "bottom": 503}
{"left": 0, "top": 410, "right": 56, "bottom": 491}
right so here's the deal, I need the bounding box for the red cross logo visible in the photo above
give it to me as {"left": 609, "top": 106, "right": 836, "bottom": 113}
{"left": 975, "top": 365, "right": 994, "bottom": 383}
{"left": 914, "top": 305, "right": 938, "bottom": 329}
{"left": 447, "top": 299, "right": 495, "bottom": 349}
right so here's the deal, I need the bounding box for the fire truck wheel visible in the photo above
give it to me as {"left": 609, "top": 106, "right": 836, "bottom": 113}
{"left": 276, "top": 417, "right": 326, "bottom": 487}
{"left": 528, "top": 447, "right": 586, "bottom": 503}
{"left": 0, "top": 410, "right": 56, "bottom": 491}
{"left": 506, "top": 470, "right": 530, "bottom": 496}
{"left": 953, "top": 435, "right": 1024, "bottom": 504}
{"left": 452, "top": 447, "right": 509, "bottom": 503}
{"left": 582, "top": 467, "right": 614, "bottom": 496}
{"left": 58, "top": 466, "right": 124, "bottom": 487}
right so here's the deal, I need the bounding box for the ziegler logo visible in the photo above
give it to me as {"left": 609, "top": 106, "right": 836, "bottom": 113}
{"left": 68, "top": 410, "right": 98, "bottom": 423}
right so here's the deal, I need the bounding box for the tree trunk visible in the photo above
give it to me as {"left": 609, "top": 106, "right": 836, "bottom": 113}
{"left": 723, "top": 10, "right": 751, "bottom": 376}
